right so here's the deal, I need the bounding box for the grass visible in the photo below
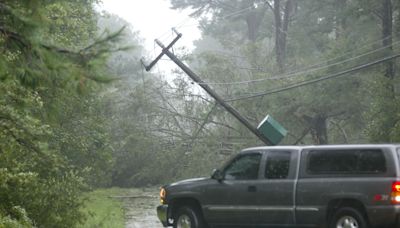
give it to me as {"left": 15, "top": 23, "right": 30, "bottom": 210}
{"left": 77, "top": 188, "right": 126, "bottom": 228}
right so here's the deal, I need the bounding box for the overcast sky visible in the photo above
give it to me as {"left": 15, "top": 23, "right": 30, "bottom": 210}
{"left": 99, "top": 0, "right": 201, "bottom": 54}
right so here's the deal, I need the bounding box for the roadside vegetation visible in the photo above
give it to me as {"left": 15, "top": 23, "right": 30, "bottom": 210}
{"left": 78, "top": 189, "right": 125, "bottom": 228}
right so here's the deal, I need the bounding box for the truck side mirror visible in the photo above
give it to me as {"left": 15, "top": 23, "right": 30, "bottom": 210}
{"left": 211, "top": 169, "right": 223, "bottom": 181}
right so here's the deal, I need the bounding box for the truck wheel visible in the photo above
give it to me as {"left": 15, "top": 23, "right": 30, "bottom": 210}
{"left": 173, "top": 206, "right": 206, "bottom": 228}
{"left": 329, "top": 207, "right": 368, "bottom": 228}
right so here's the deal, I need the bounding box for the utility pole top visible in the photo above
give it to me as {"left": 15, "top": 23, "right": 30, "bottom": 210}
{"left": 141, "top": 28, "right": 182, "bottom": 72}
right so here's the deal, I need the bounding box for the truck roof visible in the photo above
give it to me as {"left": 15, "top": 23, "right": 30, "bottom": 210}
{"left": 242, "top": 144, "right": 400, "bottom": 153}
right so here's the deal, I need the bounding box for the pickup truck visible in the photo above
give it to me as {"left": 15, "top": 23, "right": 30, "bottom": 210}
{"left": 156, "top": 144, "right": 400, "bottom": 228}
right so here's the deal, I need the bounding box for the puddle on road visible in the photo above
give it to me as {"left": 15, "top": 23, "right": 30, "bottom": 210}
{"left": 121, "top": 189, "right": 164, "bottom": 228}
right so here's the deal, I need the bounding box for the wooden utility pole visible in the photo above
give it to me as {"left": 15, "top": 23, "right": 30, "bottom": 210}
{"left": 141, "top": 29, "right": 272, "bottom": 145}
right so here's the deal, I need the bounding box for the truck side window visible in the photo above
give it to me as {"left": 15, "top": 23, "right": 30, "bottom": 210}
{"left": 307, "top": 149, "right": 386, "bottom": 174}
{"left": 265, "top": 151, "right": 291, "bottom": 179}
{"left": 224, "top": 153, "right": 261, "bottom": 180}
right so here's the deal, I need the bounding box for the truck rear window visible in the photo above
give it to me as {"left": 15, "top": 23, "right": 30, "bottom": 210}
{"left": 307, "top": 149, "right": 386, "bottom": 174}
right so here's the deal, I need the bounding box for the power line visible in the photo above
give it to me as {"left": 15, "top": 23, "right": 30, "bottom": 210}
{"left": 153, "top": 3, "right": 397, "bottom": 80}
{"left": 155, "top": 1, "right": 258, "bottom": 44}
{"left": 156, "top": 18, "right": 193, "bottom": 42}
{"left": 198, "top": 33, "right": 394, "bottom": 61}
{"left": 144, "top": 31, "right": 274, "bottom": 145}
{"left": 149, "top": 6, "right": 258, "bottom": 64}
{"left": 224, "top": 53, "right": 400, "bottom": 102}
{"left": 221, "top": 5, "right": 256, "bottom": 20}
{"left": 198, "top": 40, "right": 400, "bottom": 85}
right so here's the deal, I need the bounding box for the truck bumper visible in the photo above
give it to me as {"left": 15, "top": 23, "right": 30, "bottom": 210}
{"left": 368, "top": 205, "right": 400, "bottom": 227}
{"left": 157, "top": 205, "right": 170, "bottom": 227}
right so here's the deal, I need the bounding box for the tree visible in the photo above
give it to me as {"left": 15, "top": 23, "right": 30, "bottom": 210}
{"left": 170, "top": 0, "right": 296, "bottom": 72}
{"left": 0, "top": 0, "right": 122, "bottom": 226}
{"left": 168, "top": 0, "right": 399, "bottom": 147}
{"left": 364, "top": 0, "right": 399, "bottom": 142}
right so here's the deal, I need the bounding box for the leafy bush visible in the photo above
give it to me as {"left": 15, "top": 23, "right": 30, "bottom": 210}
{"left": 0, "top": 206, "right": 33, "bottom": 228}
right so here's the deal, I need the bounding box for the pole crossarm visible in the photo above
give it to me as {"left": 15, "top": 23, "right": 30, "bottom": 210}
{"left": 141, "top": 28, "right": 182, "bottom": 72}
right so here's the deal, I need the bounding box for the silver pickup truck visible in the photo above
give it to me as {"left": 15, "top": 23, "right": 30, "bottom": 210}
{"left": 157, "top": 144, "right": 400, "bottom": 228}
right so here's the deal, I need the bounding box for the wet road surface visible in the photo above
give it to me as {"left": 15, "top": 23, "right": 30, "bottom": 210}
{"left": 122, "top": 188, "right": 164, "bottom": 228}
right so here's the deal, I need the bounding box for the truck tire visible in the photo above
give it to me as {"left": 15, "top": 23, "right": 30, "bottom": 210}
{"left": 329, "top": 207, "right": 368, "bottom": 228}
{"left": 173, "top": 206, "right": 206, "bottom": 228}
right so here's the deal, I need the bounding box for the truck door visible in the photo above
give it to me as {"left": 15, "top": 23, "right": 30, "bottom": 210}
{"left": 254, "top": 150, "right": 297, "bottom": 225}
{"left": 203, "top": 152, "right": 264, "bottom": 225}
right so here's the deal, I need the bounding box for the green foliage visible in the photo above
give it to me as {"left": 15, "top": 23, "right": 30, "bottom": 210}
{"left": 77, "top": 188, "right": 125, "bottom": 228}
{"left": 0, "top": 206, "right": 33, "bottom": 228}
{"left": 44, "top": 1, "right": 97, "bottom": 48}
{"left": 0, "top": 81, "right": 88, "bottom": 227}
{"left": 0, "top": 0, "right": 123, "bottom": 227}
{"left": 167, "top": 0, "right": 400, "bottom": 146}
{"left": 365, "top": 75, "right": 400, "bottom": 142}
{"left": 44, "top": 90, "right": 114, "bottom": 187}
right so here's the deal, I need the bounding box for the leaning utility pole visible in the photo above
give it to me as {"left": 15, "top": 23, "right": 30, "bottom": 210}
{"left": 141, "top": 29, "right": 273, "bottom": 145}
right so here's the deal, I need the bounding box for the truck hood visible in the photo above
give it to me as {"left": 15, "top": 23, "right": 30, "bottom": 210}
{"left": 168, "top": 177, "right": 209, "bottom": 187}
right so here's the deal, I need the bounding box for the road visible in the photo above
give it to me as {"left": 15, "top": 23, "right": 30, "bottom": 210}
{"left": 122, "top": 188, "right": 164, "bottom": 228}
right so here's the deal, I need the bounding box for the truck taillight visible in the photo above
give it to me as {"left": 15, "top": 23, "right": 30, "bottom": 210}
{"left": 391, "top": 182, "right": 400, "bottom": 204}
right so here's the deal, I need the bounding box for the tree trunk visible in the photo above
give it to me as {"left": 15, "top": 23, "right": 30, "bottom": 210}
{"left": 274, "top": 0, "right": 292, "bottom": 73}
{"left": 245, "top": 6, "right": 266, "bottom": 42}
{"left": 298, "top": 113, "right": 328, "bottom": 145}
{"left": 310, "top": 115, "right": 328, "bottom": 145}
{"left": 334, "top": 0, "right": 347, "bottom": 39}
{"left": 382, "top": 0, "right": 395, "bottom": 80}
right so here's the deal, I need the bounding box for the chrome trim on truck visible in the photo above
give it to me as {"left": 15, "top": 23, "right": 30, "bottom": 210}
{"left": 295, "top": 207, "right": 319, "bottom": 212}
{"left": 205, "top": 205, "right": 294, "bottom": 212}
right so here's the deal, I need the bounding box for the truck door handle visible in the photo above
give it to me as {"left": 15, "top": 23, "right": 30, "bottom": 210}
{"left": 248, "top": 186, "right": 257, "bottom": 192}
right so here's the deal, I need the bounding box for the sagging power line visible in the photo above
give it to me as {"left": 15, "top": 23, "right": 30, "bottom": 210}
{"left": 224, "top": 52, "right": 400, "bottom": 102}
{"left": 198, "top": 39, "right": 400, "bottom": 85}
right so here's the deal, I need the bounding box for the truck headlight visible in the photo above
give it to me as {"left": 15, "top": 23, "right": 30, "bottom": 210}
{"left": 160, "top": 187, "right": 166, "bottom": 204}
